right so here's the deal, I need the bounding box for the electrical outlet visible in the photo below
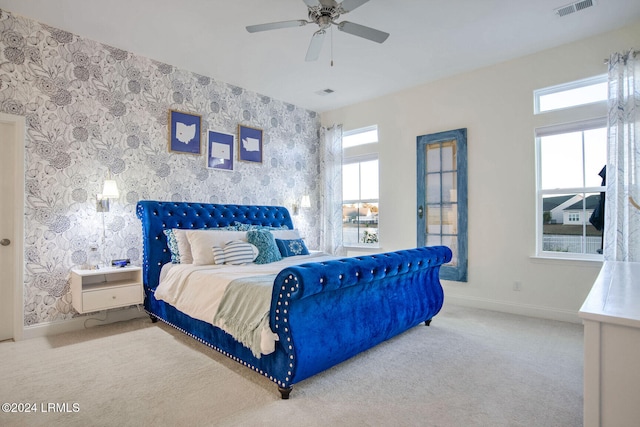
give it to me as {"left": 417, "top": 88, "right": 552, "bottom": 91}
{"left": 513, "top": 281, "right": 522, "bottom": 291}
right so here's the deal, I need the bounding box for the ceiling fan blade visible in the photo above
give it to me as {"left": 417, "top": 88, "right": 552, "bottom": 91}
{"left": 246, "top": 20, "right": 308, "bottom": 33}
{"left": 339, "top": 0, "right": 369, "bottom": 13}
{"left": 302, "top": 0, "right": 321, "bottom": 7}
{"left": 305, "top": 30, "right": 326, "bottom": 62}
{"left": 336, "top": 21, "right": 389, "bottom": 43}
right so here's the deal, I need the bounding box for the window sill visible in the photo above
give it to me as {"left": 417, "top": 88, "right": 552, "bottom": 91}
{"left": 530, "top": 254, "right": 604, "bottom": 267}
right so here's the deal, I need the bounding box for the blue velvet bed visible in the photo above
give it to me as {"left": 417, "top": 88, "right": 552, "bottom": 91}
{"left": 137, "top": 200, "right": 451, "bottom": 398}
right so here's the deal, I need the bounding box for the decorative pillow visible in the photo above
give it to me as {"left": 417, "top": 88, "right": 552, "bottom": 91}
{"left": 224, "top": 241, "right": 259, "bottom": 265}
{"left": 186, "top": 229, "right": 247, "bottom": 265}
{"left": 276, "top": 238, "right": 310, "bottom": 257}
{"left": 173, "top": 229, "right": 193, "bottom": 264}
{"left": 212, "top": 246, "right": 226, "bottom": 265}
{"left": 246, "top": 229, "right": 282, "bottom": 264}
{"left": 233, "top": 221, "right": 290, "bottom": 231}
{"left": 163, "top": 229, "right": 181, "bottom": 263}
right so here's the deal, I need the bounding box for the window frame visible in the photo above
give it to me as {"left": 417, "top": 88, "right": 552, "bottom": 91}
{"left": 534, "top": 74, "right": 607, "bottom": 114}
{"left": 534, "top": 117, "right": 607, "bottom": 260}
{"left": 342, "top": 125, "right": 380, "bottom": 249}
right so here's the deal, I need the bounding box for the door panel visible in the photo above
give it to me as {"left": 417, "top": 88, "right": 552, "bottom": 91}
{"left": 417, "top": 128, "right": 468, "bottom": 282}
{"left": 0, "top": 120, "right": 15, "bottom": 341}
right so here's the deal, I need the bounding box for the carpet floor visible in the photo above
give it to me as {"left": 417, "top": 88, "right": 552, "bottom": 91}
{"left": 0, "top": 304, "right": 583, "bottom": 426}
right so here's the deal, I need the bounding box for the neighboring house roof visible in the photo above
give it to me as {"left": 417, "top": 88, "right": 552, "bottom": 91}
{"left": 542, "top": 195, "right": 574, "bottom": 211}
{"left": 564, "top": 194, "right": 601, "bottom": 211}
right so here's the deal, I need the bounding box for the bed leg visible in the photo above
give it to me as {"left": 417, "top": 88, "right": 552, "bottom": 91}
{"left": 149, "top": 314, "right": 158, "bottom": 323}
{"left": 278, "top": 386, "right": 293, "bottom": 400}
{"left": 424, "top": 319, "right": 432, "bottom": 326}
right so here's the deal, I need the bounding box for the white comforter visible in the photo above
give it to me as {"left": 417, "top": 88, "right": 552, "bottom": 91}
{"left": 154, "top": 252, "right": 335, "bottom": 356}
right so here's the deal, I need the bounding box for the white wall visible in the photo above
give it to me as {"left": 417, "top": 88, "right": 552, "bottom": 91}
{"left": 321, "top": 21, "right": 640, "bottom": 322}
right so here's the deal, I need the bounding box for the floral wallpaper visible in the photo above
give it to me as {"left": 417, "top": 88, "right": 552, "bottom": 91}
{"left": 0, "top": 10, "right": 321, "bottom": 327}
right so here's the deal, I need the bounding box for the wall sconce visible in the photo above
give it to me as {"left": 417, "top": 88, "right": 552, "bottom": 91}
{"left": 96, "top": 179, "right": 120, "bottom": 213}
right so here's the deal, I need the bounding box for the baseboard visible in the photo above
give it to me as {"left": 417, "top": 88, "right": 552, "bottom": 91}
{"left": 20, "top": 306, "right": 148, "bottom": 340}
{"left": 444, "top": 294, "right": 581, "bottom": 324}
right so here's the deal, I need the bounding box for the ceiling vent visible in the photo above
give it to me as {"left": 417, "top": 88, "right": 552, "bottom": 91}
{"left": 316, "top": 88, "right": 335, "bottom": 96}
{"left": 555, "top": 0, "right": 595, "bottom": 17}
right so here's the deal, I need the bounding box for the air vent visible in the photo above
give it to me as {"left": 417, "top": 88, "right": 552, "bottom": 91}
{"left": 555, "top": 0, "right": 595, "bottom": 17}
{"left": 316, "top": 88, "right": 335, "bottom": 96}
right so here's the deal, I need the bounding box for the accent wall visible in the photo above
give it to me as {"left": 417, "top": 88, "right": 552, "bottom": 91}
{"left": 0, "top": 10, "right": 321, "bottom": 327}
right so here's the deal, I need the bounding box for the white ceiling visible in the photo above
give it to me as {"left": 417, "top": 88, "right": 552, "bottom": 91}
{"left": 1, "top": 0, "right": 639, "bottom": 112}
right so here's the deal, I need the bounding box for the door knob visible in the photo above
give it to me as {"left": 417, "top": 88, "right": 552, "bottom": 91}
{"left": 417, "top": 206, "right": 424, "bottom": 219}
{"left": 0, "top": 238, "right": 10, "bottom": 246}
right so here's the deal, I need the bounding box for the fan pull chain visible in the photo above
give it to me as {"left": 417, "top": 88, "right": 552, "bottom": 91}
{"left": 330, "top": 26, "right": 334, "bottom": 67}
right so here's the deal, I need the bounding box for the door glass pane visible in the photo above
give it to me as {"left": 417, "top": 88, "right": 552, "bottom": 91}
{"left": 426, "top": 205, "right": 441, "bottom": 234}
{"left": 442, "top": 235, "right": 458, "bottom": 266}
{"left": 426, "top": 234, "right": 441, "bottom": 247}
{"left": 426, "top": 173, "right": 441, "bottom": 203}
{"left": 441, "top": 140, "right": 457, "bottom": 171}
{"left": 426, "top": 145, "right": 441, "bottom": 172}
{"left": 442, "top": 204, "right": 457, "bottom": 234}
{"left": 442, "top": 172, "right": 456, "bottom": 203}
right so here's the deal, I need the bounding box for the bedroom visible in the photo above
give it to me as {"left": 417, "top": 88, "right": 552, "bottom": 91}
{"left": 0, "top": 0, "right": 639, "bottom": 424}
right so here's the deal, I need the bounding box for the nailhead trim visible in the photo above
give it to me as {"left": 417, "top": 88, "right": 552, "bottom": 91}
{"left": 146, "top": 309, "right": 293, "bottom": 388}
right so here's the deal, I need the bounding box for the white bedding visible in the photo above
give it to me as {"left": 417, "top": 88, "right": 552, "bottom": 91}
{"left": 154, "top": 252, "right": 335, "bottom": 356}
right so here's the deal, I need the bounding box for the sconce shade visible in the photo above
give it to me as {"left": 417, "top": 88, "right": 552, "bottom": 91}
{"left": 301, "top": 195, "right": 311, "bottom": 208}
{"left": 101, "top": 180, "right": 119, "bottom": 199}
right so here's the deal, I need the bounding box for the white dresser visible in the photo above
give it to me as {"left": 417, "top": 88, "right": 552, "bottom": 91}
{"left": 579, "top": 261, "right": 640, "bottom": 427}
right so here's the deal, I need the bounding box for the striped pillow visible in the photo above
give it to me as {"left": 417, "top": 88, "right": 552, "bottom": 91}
{"left": 221, "top": 241, "right": 259, "bottom": 265}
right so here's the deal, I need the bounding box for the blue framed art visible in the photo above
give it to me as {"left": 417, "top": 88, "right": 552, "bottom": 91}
{"left": 207, "top": 130, "right": 234, "bottom": 171}
{"left": 169, "top": 110, "right": 201, "bottom": 154}
{"left": 238, "top": 124, "right": 263, "bottom": 163}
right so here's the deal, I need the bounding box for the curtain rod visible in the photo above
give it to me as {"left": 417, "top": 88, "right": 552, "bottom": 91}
{"left": 604, "top": 49, "right": 638, "bottom": 64}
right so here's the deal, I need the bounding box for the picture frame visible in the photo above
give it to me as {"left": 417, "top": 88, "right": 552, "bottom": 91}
{"left": 207, "top": 130, "right": 234, "bottom": 171}
{"left": 168, "top": 110, "right": 202, "bottom": 155}
{"left": 238, "top": 124, "right": 263, "bottom": 163}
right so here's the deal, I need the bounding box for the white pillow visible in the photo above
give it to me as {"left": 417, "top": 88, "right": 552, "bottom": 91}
{"left": 218, "top": 241, "right": 259, "bottom": 265}
{"left": 271, "top": 229, "right": 302, "bottom": 240}
{"left": 173, "top": 229, "right": 193, "bottom": 264}
{"left": 186, "top": 229, "right": 247, "bottom": 265}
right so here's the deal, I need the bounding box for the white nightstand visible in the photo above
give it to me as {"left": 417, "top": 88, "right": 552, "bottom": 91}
{"left": 70, "top": 266, "right": 143, "bottom": 314}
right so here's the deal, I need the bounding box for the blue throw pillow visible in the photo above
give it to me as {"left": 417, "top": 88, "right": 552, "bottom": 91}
{"left": 246, "top": 229, "right": 282, "bottom": 264}
{"left": 276, "top": 238, "right": 309, "bottom": 257}
{"left": 163, "top": 229, "right": 180, "bottom": 263}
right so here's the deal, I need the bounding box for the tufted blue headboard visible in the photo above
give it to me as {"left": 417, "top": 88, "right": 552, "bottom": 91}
{"left": 136, "top": 200, "right": 294, "bottom": 290}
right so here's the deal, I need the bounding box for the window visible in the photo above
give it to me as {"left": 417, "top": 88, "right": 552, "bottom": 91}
{"left": 343, "top": 125, "right": 378, "bottom": 148}
{"left": 534, "top": 74, "right": 607, "bottom": 114}
{"left": 343, "top": 155, "right": 379, "bottom": 247}
{"left": 342, "top": 125, "right": 379, "bottom": 247}
{"left": 535, "top": 119, "right": 607, "bottom": 258}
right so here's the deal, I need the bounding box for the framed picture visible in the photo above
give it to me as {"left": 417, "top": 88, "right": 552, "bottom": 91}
{"left": 168, "top": 110, "right": 201, "bottom": 154}
{"left": 238, "top": 124, "right": 263, "bottom": 163}
{"left": 207, "top": 130, "right": 234, "bottom": 171}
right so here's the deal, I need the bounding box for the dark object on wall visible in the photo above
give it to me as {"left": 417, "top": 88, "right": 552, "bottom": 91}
{"left": 589, "top": 166, "right": 606, "bottom": 231}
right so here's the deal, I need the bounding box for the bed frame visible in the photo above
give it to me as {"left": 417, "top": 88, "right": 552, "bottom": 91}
{"left": 137, "top": 200, "right": 451, "bottom": 399}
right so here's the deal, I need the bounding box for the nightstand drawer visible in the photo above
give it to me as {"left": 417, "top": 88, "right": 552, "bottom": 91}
{"left": 82, "top": 284, "right": 143, "bottom": 312}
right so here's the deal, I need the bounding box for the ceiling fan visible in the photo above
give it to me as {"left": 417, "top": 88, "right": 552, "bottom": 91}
{"left": 246, "top": 0, "right": 389, "bottom": 62}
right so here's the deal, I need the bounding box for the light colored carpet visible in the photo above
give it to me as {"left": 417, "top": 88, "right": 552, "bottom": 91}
{"left": 0, "top": 304, "right": 583, "bottom": 426}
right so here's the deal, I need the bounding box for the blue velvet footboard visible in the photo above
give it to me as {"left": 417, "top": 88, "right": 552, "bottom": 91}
{"left": 136, "top": 200, "right": 451, "bottom": 397}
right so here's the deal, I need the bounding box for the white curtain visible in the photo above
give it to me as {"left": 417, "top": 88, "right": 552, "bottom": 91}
{"left": 319, "top": 124, "right": 346, "bottom": 256}
{"left": 604, "top": 49, "right": 640, "bottom": 262}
